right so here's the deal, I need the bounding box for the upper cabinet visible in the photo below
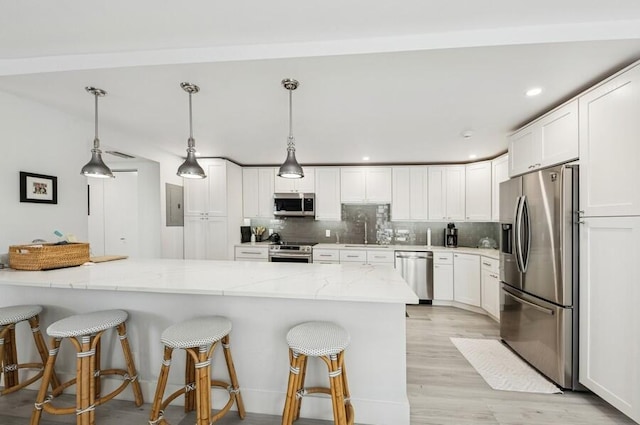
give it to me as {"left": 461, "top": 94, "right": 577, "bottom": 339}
{"left": 491, "top": 154, "right": 509, "bottom": 221}
{"left": 428, "top": 166, "right": 465, "bottom": 221}
{"left": 274, "top": 167, "right": 315, "bottom": 193}
{"left": 391, "top": 167, "right": 428, "bottom": 221}
{"left": 579, "top": 63, "right": 640, "bottom": 217}
{"left": 340, "top": 167, "right": 392, "bottom": 203}
{"left": 242, "top": 168, "right": 275, "bottom": 218}
{"left": 465, "top": 161, "right": 492, "bottom": 221}
{"left": 508, "top": 99, "right": 579, "bottom": 177}
{"left": 315, "top": 167, "right": 341, "bottom": 221}
{"left": 184, "top": 159, "right": 231, "bottom": 217}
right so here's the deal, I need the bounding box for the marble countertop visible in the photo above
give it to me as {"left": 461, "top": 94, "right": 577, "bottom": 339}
{"left": 313, "top": 244, "right": 500, "bottom": 259}
{"left": 0, "top": 259, "right": 418, "bottom": 304}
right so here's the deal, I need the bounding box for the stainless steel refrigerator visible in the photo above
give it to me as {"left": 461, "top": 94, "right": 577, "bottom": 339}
{"left": 499, "top": 163, "right": 579, "bottom": 389}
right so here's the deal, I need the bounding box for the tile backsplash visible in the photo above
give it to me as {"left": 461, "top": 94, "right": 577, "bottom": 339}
{"left": 249, "top": 204, "right": 499, "bottom": 248}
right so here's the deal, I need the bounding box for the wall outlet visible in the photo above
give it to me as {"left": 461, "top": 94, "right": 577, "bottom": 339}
{"left": 325, "top": 229, "right": 331, "bottom": 237}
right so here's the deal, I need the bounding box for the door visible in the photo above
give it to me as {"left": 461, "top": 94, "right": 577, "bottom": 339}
{"left": 453, "top": 253, "right": 480, "bottom": 306}
{"left": 579, "top": 64, "right": 640, "bottom": 217}
{"left": 501, "top": 284, "right": 573, "bottom": 389}
{"left": 579, "top": 216, "right": 640, "bottom": 422}
{"left": 499, "top": 177, "right": 522, "bottom": 290}
{"left": 445, "top": 166, "right": 466, "bottom": 220}
{"left": 521, "top": 165, "right": 574, "bottom": 305}
{"left": 465, "top": 161, "right": 491, "bottom": 221}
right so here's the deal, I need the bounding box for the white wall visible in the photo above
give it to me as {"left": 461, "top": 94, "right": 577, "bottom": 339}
{"left": 0, "top": 90, "right": 186, "bottom": 263}
{"left": 0, "top": 91, "right": 89, "bottom": 263}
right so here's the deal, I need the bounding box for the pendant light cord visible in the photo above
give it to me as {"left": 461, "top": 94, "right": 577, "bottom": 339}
{"left": 93, "top": 93, "right": 100, "bottom": 148}
{"left": 188, "top": 91, "right": 194, "bottom": 140}
{"left": 287, "top": 87, "right": 295, "bottom": 150}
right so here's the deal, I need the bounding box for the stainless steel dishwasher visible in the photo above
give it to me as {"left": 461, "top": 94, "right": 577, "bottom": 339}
{"left": 394, "top": 251, "right": 433, "bottom": 302}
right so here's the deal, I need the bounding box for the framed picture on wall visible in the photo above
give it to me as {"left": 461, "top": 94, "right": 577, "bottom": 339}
{"left": 20, "top": 171, "right": 58, "bottom": 204}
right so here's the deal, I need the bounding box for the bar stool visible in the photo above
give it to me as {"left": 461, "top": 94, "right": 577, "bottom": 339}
{"left": 282, "top": 321, "right": 354, "bottom": 425}
{"left": 149, "top": 316, "right": 245, "bottom": 425}
{"left": 0, "top": 305, "right": 60, "bottom": 396}
{"left": 30, "top": 309, "right": 144, "bottom": 425}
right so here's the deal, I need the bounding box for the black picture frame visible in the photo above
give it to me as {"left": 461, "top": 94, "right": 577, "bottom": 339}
{"left": 19, "top": 172, "right": 58, "bottom": 204}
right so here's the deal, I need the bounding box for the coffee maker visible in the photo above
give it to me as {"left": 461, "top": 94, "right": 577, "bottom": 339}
{"left": 445, "top": 223, "right": 458, "bottom": 248}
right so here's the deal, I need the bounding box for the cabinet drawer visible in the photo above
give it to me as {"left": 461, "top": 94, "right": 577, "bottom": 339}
{"left": 481, "top": 256, "right": 498, "bottom": 272}
{"left": 313, "top": 249, "right": 339, "bottom": 262}
{"left": 366, "top": 250, "right": 394, "bottom": 263}
{"left": 340, "top": 250, "right": 367, "bottom": 263}
{"left": 433, "top": 252, "right": 453, "bottom": 265}
{"left": 234, "top": 246, "right": 268, "bottom": 260}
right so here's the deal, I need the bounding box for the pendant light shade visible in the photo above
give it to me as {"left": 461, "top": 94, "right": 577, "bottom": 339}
{"left": 177, "top": 82, "right": 206, "bottom": 179}
{"left": 278, "top": 78, "right": 304, "bottom": 179}
{"left": 81, "top": 87, "right": 114, "bottom": 179}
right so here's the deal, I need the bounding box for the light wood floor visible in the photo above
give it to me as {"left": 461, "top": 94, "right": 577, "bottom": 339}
{"left": 0, "top": 305, "right": 635, "bottom": 424}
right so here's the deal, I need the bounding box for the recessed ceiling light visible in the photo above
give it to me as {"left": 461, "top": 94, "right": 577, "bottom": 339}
{"left": 526, "top": 87, "right": 542, "bottom": 97}
{"left": 362, "top": 156, "right": 370, "bottom": 161}
{"left": 469, "top": 154, "right": 477, "bottom": 159}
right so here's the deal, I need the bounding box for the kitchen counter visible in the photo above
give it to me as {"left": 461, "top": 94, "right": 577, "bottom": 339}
{"left": 0, "top": 259, "right": 416, "bottom": 424}
{"left": 313, "top": 243, "right": 500, "bottom": 260}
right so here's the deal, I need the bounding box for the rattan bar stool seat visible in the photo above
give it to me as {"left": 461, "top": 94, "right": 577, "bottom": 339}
{"left": 0, "top": 305, "right": 43, "bottom": 325}
{"left": 161, "top": 316, "right": 232, "bottom": 349}
{"left": 282, "top": 321, "right": 354, "bottom": 425}
{"left": 149, "top": 315, "right": 245, "bottom": 425}
{"left": 0, "top": 305, "right": 58, "bottom": 397}
{"left": 30, "top": 309, "right": 143, "bottom": 425}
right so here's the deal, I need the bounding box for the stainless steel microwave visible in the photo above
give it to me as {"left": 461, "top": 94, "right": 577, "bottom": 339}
{"left": 273, "top": 193, "right": 315, "bottom": 217}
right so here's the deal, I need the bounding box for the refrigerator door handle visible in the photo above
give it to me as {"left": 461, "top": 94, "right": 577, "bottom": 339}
{"left": 521, "top": 195, "right": 531, "bottom": 273}
{"left": 505, "top": 288, "right": 555, "bottom": 315}
{"left": 514, "top": 196, "right": 526, "bottom": 273}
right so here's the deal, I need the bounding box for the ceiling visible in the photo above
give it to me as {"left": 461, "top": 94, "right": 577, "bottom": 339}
{"left": 2, "top": 1, "right": 640, "bottom": 166}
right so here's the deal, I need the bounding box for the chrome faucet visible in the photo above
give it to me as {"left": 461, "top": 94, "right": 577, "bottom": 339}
{"left": 364, "top": 219, "right": 368, "bottom": 244}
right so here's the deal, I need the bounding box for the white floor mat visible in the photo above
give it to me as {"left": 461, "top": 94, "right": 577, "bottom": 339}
{"left": 450, "top": 337, "right": 563, "bottom": 394}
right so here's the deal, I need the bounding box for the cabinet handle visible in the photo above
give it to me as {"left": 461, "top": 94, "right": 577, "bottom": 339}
{"left": 438, "top": 257, "right": 448, "bottom": 261}
{"left": 319, "top": 254, "right": 333, "bottom": 257}
{"left": 490, "top": 274, "right": 499, "bottom": 279}
{"left": 482, "top": 262, "right": 491, "bottom": 267}
{"left": 535, "top": 163, "right": 541, "bottom": 167}
{"left": 240, "top": 251, "right": 261, "bottom": 255}
{"left": 346, "top": 255, "right": 360, "bottom": 258}
{"left": 577, "top": 220, "right": 585, "bottom": 224}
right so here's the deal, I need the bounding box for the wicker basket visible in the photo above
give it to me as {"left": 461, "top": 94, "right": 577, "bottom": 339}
{"left": 9, "top": 243, "right": 90, "bottom": 271}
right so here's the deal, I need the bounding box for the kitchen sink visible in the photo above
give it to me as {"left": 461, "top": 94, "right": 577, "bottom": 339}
{"left": 344, "top": 244, "right": 389, "bottom": 248}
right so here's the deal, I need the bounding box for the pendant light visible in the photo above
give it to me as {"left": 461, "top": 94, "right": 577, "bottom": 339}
{"left": 278, "top": 78, "right": 304, "bottom": 179}
{"left": 177, "top": 82, "right": 206, "bottom": 179}
{"left": 81, "top": 87, "right": 114, "bottom": 178}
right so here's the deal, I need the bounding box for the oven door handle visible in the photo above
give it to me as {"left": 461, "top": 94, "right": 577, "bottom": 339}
{"left": 269, "top": 253, "right": 312, "bottom": 258}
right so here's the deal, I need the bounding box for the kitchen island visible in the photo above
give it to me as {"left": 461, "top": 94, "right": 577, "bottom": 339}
{"left": 0, "top": 259, "right": 418, "bottom": 424}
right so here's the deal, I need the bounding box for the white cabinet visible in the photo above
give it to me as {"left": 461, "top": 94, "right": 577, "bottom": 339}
{"left": 234, "top": 245, "right": 269, "bottom": 262}
{"left": 480, "top": 257, "right": 500, "bottom": 321}
{"left": 579, "top": 64, "right": 640, "bottom": 217}
{"left": 183, "top": 159, "right": 243, "bottom": 260}
{"left": 428, "top": 166, "right": 465, "bottom": 221}
{"left": 340, "top": 167, "right": 392, "bottom": 203}
{"left": 274, "top": 167, "right": 315, "bottom": 193}
{"left": 433, "top": 252, "right": 453, "bottom": 301}
{"left": 366, "top": 250, "right": 394, "bottom": 265}
{"left": 339, "top": 249, "right": 367, "bottom": 264}
{"left": 579, "top": 216, "right": 640, "bottom": 423}
{"left": 491, "top": 154, "right": 509, "bottom": 221}
{"left": 184, "top": 216, "right": 228, "bottom": 260}
{"left": 508, "top": 99, "right": 579, "bottom": 177}
{"left": 453, "top": 253, "right": 480, "bottom": 307}
{"left": 242, "top": 168, "right": 275, "bottom": 218}
{"left": 465, "top": 161, "right": 492, "bottom": 221}
{"left": 313, "top": 248, "right": 340, "bottom": 264}
{"left": 392, "top": 167, "right": 428, "bottom": 221}
{"left": 315, "top": 167, "right": 341, "bottom": 221}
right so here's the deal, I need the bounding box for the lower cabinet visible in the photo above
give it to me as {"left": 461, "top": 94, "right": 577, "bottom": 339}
{"left": 433, "top": 252, "right": 454, "bottom": 301}
{"left": 579, "top": 216, "right": 640, "bottom": 423}
{"left": 312, "top": 249, "right": 339, "bottom": 264}
{"left": 234, "top": 246, "right": 269, "bottom": 262}
{"left": 453, "top": 253, "right": 480, "bottom": 307}
{"left": 480, "top": 257, "right": 500, "bottom": 321}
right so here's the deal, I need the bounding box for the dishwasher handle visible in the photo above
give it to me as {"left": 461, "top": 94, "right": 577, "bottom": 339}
{"left": 395, "top": 251, "right": 431, "bottom": 259}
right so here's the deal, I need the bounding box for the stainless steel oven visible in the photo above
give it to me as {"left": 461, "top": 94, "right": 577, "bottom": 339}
{"left": 268, "top": 242, "right": 315, "bottom": 263}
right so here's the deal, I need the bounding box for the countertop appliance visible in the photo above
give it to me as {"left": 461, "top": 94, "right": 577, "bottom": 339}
{"left": 394, "top": 250, "right": 433, "bottom": 302}
{"left": 269, "top": 241, "right": 317, "bottom": 263}
{"left": 273, "top": 193, "right": 315, "bottom": 217}
{"left": 499, "top": 164, "right": 579, "bottom": 390}
{"left": 445, "top": 223, "right": 458, "bottom": 248}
